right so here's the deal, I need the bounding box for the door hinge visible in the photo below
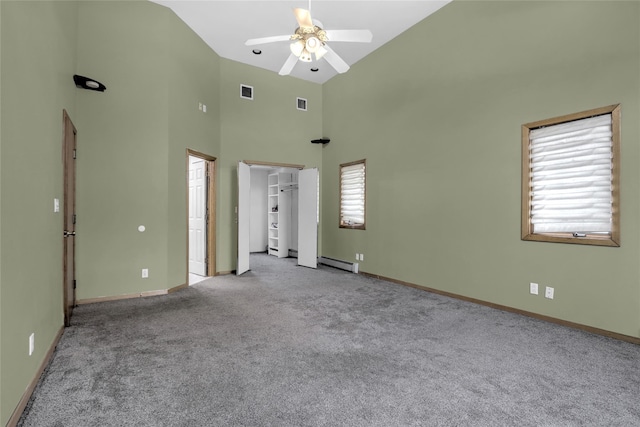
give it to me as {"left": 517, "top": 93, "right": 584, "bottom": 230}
{"left": 73, "top": 214, "right": 77, "bottom": 225}
{"left": 73, "top": 149, "right": 77, "bottom": 159}
{"left": 73, "top": 279, "right": 77, "bottom": 289}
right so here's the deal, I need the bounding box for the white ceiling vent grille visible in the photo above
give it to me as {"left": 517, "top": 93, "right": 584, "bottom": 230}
{"left": 297, "top": 97, "right": 307, "bottom": 111}
{"left": 240, "top": 84, "right": 253, "bottom": 100}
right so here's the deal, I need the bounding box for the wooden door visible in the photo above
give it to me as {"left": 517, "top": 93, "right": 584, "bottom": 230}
{"left": 62, "top": 110, "right": 77, "bottom": 327}
{"left": 298, "top": 168, "right": 318, "bottom": 268}
{"left": 188, "top": 156, "right": 207, "bottom": 276}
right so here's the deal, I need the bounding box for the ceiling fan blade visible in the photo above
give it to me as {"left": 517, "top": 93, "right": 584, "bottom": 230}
{"left": 279, "top": 53, "right": 299, "bottom": 76}
{"left": 322, "top": 45, "right": 350, "bottom": 74}
{"left": 324, "top": 30, "right": 373, "bottom": 43}
{"left": 293, "top": 8, "right": 313, "bottom": 29}
{"left": 245, "top": 35, "right": 292, "bottom": 46}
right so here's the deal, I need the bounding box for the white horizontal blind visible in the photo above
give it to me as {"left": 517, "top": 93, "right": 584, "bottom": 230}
{"left": 340, "top": 162, "right": 365, "bottom": 227}
{"left": 529, "top": 114, "right": 613, "bottom": 234}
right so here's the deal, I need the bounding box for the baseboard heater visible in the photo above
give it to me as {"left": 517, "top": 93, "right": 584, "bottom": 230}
{"left": 318, "top": 256, "right": 359, "bottom": 274}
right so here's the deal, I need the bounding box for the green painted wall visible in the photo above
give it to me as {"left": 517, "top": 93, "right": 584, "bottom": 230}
{"left": 0, "top": 1, "right": 78, "bottom": 423}
{"left": 0, "top": 0, "right": 220, "bottom": 421}
{"left": 75, "top": 0, "right": 171, "bottom": 299}
{"left": 322, "top": 1, "right": 640, "bottom": 337}
{"left": 167, "top": 10, "right": 221, "bottom": 286}
{"left": 0, "top": 1, "right": 3, "bottom": 418}
{"left": 1, "top": 0, "right": 639, "bottom": 423}
{"left": 218, "top": 58, "right": 322, "bottom": 272}
{"left": 75, "top": 1, "right": 220, "bottom": 300}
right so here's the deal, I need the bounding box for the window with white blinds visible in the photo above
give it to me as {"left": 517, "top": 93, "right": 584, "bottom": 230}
{"left": 522, "top": 105, "right": 620, "bottom": 246}
{"left": 340, "top": 160, "right": 366, "bottom": 229}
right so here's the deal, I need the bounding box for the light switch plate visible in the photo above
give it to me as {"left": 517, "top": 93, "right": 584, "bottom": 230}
{"left": 530, "top": 282, "right": 538, "bottom": 295}
{"left": 29, "top": 333, "right": 35, "bottom": 356}
{"left": 545, "top": 286, "right": 554, "bottom": 299}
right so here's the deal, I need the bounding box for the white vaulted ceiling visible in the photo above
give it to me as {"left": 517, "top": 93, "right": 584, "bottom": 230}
{"left": 150, "top": 1, "right": 451, "bottom": 84}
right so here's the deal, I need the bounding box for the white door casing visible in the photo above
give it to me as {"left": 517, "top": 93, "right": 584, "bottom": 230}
{"left": 189, "top": 156, "right": 206, "bottom": 276}
{"left": 298, "top": 168, "right": 318, "bottom": 268}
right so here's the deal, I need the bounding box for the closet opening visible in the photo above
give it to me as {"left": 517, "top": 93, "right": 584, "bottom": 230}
{"left": 237, "top": 161, "right": 318, "bottom": 275}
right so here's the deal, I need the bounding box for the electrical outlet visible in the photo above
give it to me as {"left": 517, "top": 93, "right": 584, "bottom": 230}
{"left": 530, "top": 282, "right": 538, "bottom": 295}
{"left": 545, "top": 286, "right": 554, "bottom": 299}
{"left": 29, "top": 333, "right": 35, "bottom": 356}
{"left": 142, "top": 268, "right": 149, "bottom": 278}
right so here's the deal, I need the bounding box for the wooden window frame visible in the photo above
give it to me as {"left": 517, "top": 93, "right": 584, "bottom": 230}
{"left": 521, "top": 104, "right": 620, "bottom": 247}
{"left": 339, "top": 159, "right": 366, "bottom": 230}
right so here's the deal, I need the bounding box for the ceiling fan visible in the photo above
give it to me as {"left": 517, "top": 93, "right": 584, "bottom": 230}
{"left": 245, "top": 4, "right": 372, "bottom": 76}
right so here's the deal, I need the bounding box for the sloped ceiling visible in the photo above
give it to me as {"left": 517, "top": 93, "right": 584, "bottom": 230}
{"left": 150, "top": 1, "right": 451, "bottom": 84}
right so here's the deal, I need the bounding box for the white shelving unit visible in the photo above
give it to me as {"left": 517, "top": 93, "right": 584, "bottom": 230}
{"left": 267, "top": 173, "right": 291, "bottom": 258}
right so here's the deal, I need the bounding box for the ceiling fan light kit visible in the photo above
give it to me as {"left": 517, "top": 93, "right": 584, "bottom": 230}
{"left": 290, "top": 24, "right": 327, "bottom": 63}
{"left": 245, "top": 4, "right": 372, "bottom": 77}
{"left": 314, "top": 46, "right": 328, "bottom": 60}
{"left": 290, "top": 40, "right": 304, "bottom": 56}
{"left": 305, "top": 36, "right": 320, "bottom": 52}
{"left": 299, "top": 49, "right": 312, "bottom": 63}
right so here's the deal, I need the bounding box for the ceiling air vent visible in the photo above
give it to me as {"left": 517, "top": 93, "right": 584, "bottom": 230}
{"left": 240, "top": 84, "right": 253, "bottom": 100}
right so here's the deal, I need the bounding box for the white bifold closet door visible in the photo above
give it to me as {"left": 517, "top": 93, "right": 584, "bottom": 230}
{"left": 297, "top": 168, "right": 318, "bottom": 268}
{"left": 237, "top": 162, "right": 251, "bottom": 275}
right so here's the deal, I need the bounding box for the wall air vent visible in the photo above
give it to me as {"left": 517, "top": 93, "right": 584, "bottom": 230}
{"left": 240, "top": 84, "right": 254, "bottom": 100}
{"left": 297, "top": 97, "right": 307, "bottom": 111}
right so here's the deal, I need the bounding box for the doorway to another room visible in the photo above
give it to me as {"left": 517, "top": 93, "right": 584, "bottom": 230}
{"left": 187, "top": 150, "right": 216, "bottom": 285}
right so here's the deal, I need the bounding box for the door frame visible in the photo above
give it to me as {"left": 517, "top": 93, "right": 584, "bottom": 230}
{"left": 243, "top": 160, "right": 305, "bottom": 170}
{"left": 186, "top": 149, "right": 216, "bottom": 280}
{"left": 62, "top": 110, "right": 77, "bottom": 327}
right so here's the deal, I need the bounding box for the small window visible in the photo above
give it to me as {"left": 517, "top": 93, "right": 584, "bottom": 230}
{"left": 297, "top": 97, "right": 307, "bottom": 111}
{"left": 240, "top": 84, "right": 253, "bottom": 100}
{"left": 340, "top": 160, "right": 366, "bottom": 229}
{"left": 521, "top": 104, "right": 620, "bottom": 246}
